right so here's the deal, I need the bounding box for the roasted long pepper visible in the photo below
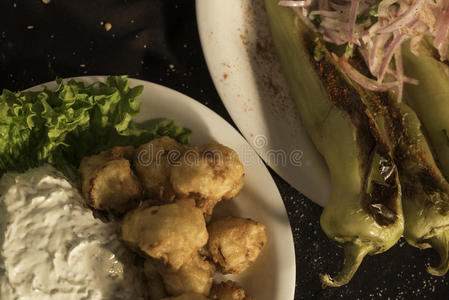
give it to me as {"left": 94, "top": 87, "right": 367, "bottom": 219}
{"left": 389, "top": 39, "right": 449, "bottom": 276}
{"left": 402, "top": 39, "right": 449, "bottom": 180}
{"left": 393, "top": 104, "right": 449, "bottom": 276}
{"left": 342, "top": 52, "right": 449, "bottom": 276}
{"left": 265, "top": 0, "right": 404, "bottom": 287}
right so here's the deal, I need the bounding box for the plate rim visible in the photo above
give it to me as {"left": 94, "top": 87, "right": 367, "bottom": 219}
{"left": 195, "top": 0, "right": 331, "bottom": 207}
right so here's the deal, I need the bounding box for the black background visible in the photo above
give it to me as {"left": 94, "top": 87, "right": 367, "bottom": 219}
{"left": 1, "top": 0, "right": 448, "bottom": 299}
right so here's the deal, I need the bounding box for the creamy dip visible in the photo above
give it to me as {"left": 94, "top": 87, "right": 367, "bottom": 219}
{"left": 0, "top": 165, "right": 146, "bottom": 300}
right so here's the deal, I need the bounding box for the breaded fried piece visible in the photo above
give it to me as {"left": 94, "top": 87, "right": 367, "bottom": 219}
{"left": 79, "top": 146, "right": 142, "bottom": 214}
{"left": 161, "top": 293, "right": 209, "bottom": 300}
{"left": 144, "top": 258, "right": 168, "bottom": 300}
{"left": 157, "top": 253, "right": 215, "bottom": 296}
{"left": 207, "top": 216, "right": 267, "bottom": 274}
{"left": 134, "top": 137, "right": 185, "bottom": 200}
{"left": 210, "top": 281, "right": 254, "bottom": 300}
{"left": 121, "top": 201, "right": 208, "bottom": 271}
{"left": 171, "top": 195, "right": 215, "bottom": 218}
{"left": 170, "top": 142, "right": 244, "bottom": 214}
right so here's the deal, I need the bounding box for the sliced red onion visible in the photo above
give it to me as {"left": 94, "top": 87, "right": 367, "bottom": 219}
{"left": 333, "top": 53, "right": 399, "bottom": 91}
{"left": 348, "top": 0, "right": 360, "bottom": 46}
{"left": 324, "top": 28, "right": 348, "bottom": 45}
{"left": 394, "top": 48, "right": 404, "bottom": 102}
{"left": 278, "top": 0, "right": 310, "bottom": 7}
{"left": 278, "top": 0, "right": 445, "bottom": 96}
{"left": 377, "top": 34, "right": 408, "bottom": 82}
{"left": 292, "top": 7, "right": 318, "bottom": 32}
{"left": 403, "top": 76, "right": 419, "bottom": 85}
{"left": 368, "top": 35, "right": 379, "bottom": 70}
{"left": 368, "top": 33, "right": 391, "bottom": 77}
{"left": 374, "top": 1, "right": 425, "bottom": 34}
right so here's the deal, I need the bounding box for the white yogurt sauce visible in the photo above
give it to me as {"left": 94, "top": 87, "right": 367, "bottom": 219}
{"left": 0, "top": 165, "right": 146, "bottom": 300}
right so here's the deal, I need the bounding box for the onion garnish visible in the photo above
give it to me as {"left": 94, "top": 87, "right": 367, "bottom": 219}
{"left": 278, "top": 0, "right": 449, "bottom": 102}
{"left": 279, "top": 0, "right": 310, "bottom": 7}
{"left": 333, "top": 53, "right": 399, "bottom": 92}
{"left": 348, "top": 0, "right": 361, "bottom": 46}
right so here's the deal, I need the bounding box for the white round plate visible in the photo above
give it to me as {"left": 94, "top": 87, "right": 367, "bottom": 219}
{"left": 28, "top": 76, "right": 296, "bottom": 300}
{"left": 196, "top": 0, "right": 330, "bottom": 206}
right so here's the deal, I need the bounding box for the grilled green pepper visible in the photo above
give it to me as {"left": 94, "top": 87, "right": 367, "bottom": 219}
{"left": 348, "top": 67, "right": 449, "bottom": 276}
{"left": 402, "top": 39, "right": 449, "bottom": 180}
{"left": 395, "top": 39, "right": 449, "bottom": 276}
{"left": 265, "top": 0, "right": 404, "bottom": 287}
{"left": 394, "top": 104, "right": 449, "bottom": 276}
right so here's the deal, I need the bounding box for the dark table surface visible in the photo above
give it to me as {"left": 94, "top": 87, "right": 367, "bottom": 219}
{"left": 1, "top": 0, "right": 448, "bottom": 299}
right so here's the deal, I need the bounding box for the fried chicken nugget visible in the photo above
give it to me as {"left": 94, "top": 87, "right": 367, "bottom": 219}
{"left": 79, "top": 146, "right": 142, "bottom": 214}
{"left": 157, "top": 253, "right": 215, "bottom": 296}
{"left": 121, "top": 201, "right": 208, "bottom": 270}
{"left": 170, "top": 142, "right": 244, "bottom": 214}
{"left": 134, "top": 137, "right": 185, "bottom": 200}
{"left": 161, "top": 293, "right": 209, "bottom": 300}
{"left": 207, "top": 216, "right": 267, "bottom": 274}
{"left": 210, "top": 281, "right": 254, "bottom": 300}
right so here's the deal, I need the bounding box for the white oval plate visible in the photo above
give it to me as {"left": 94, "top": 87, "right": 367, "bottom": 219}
{"left": 196, "top": 0, "right": 330, "bottom": 206}
{"left": 27, "top": 76, "right": 296, "bottom": 300}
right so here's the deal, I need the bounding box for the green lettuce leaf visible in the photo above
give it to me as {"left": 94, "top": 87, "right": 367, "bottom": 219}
{"left": 0, "top": 76, "right": 191, "bottom": 179}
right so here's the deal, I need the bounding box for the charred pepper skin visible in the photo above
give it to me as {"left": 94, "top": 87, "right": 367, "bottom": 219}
{"left": 265, "top": 0, "right": 404, "bottom": 287}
